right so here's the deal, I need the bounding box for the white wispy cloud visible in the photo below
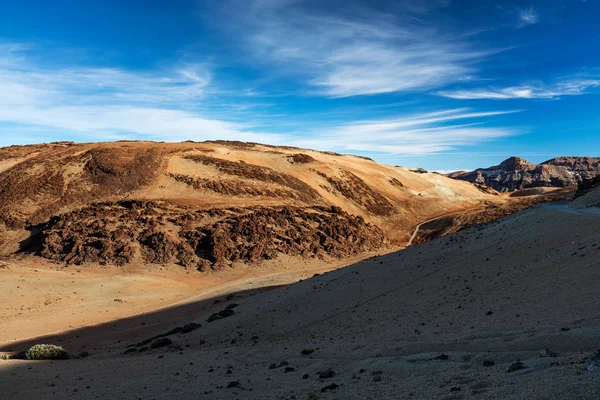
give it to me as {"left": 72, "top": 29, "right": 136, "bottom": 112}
{"left": 0, "top": 45, "right": 286, "bottom": 145}
{"left": 0, "top": 42, "right": 519, "bottom": 156}
{"left": 437, "top": 79, "right": 600, "bottom": 100}
{"left": 0, "top": 58, "right": 211, "bottom": 106}
{"left": 517, "top": 6, "right": 539, "bottom": 27}
{"left": 226, "top": 0, "right": 487, "bottom": 97}
{"left": 288, "top": 108, "right": 521, "bottom": 155}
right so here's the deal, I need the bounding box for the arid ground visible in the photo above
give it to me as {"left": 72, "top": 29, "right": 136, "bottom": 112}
{"left": 0, "top": 141, "right": 587, "bottom": 400}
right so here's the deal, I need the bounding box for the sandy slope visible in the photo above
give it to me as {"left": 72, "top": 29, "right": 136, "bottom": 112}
{"left": 0, "top": 251, "right": 388, "bottom": 346}
{"left": 2, "top": 192, "right": 600, "bottom": 399}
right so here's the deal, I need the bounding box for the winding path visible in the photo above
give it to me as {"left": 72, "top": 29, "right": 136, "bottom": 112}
{"left": 406, "top": 209, "right": 484, "bottom": 247}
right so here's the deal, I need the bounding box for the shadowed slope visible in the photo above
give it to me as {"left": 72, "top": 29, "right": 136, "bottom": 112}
{"left": 2, "top": 192, "right": 600, "bottom": 399}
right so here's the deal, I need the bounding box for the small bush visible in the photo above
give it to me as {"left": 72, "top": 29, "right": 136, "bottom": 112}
{"left": 301, "top": 348, "right": 315, "bottom": 356}
{"left": 26, "top": 344, "right": 69, "bottom": 360}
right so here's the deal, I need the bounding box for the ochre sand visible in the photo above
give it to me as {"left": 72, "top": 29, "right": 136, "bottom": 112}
{"left": 0, "top": 251, "right": 390, "bottom": 347}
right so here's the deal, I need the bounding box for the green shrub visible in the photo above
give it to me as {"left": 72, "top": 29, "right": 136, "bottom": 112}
{"left": 26, "top": 344, "right": 69, "bottom": 360}
{"left": 301, "top": 348, "right": 315, "bottom": 356}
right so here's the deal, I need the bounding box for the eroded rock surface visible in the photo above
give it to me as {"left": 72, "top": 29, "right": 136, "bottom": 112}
{"left": 31, "top": 201, "right": 387, "bottom": 269}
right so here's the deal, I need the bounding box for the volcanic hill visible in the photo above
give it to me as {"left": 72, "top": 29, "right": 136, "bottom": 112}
{"left": 0, "top": 140, "right": 516, "bottom": 270}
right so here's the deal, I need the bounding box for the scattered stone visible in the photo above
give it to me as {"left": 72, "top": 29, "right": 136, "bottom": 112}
{"left": 587, "top": 350, "right": 600, "bottom": 372}
{"left": 207, "top": 309, "right": 235, "bottom": 322}
{"left": 302, "top": 374, "right": 309, "bottom": 379}
{"left": 318, "top": 369, "right": 336, "bottom": 379}
{"left": 540, "top": 349, "right": 557, "bottom": 358}
{"left": 560, "top": 327, "right": 570, "bottom": 332}
{"left": 450, "top": 387, "right": 461, "bottom": 392}
{"left": 373, "top": 375, "right": 382, "bottom": 382}
{"left": 165, "top": 327, "right": 183, "bottom": 335}
{"left": 269, "top": 364, "right": 277, "bottom": 370}
{"left": 301, "top": 349, "right": 315, "bottom": 356}
{"left": 588, "top": 360, "right": 600, "bottom": 372}
{"left": 78, "top": 351, "right": 90, "bottom": 358}
{"left": 435, "top": 354, "right": 449, "bottom": 360}
{"left": 150, "top": 338, "right": 172, "bottom": 349}
{"left": 483, "top": 360, "right": 495, "bottom": 367}
{"left": 486, "top": 311, "right": 494, "bottom": 316}
{"left": 226, "top": 381, "right": 241, "bottom": 389}
{"left": 506, "top": 362, "right": 527, "bottom": 373}
{"left": 320, "top": 383, "right": 339, "bottom": 393}
{"left": 181, "top": 323, "right": 201, "bottom": 334}
{"left": 284, "top": 367, "right": 295, "bottom": 373}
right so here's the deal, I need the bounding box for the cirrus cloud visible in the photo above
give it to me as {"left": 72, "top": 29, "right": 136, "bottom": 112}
{"left": 223, "top": 0, "right": 491, "bottom": 97}
{"left": 437, "top": 79, "right": 600, "bottom": 100}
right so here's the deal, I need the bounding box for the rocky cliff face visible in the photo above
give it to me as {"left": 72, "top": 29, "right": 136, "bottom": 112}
{"left": 544, "top": 157, "right": 600, "bottom": 181}
{"left": 451, "top": 156, "right": 600, "bottom": 192}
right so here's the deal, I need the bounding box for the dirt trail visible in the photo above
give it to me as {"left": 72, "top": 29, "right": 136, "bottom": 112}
{"left": 406, "top": 209, "right": 479, "bottom": 247}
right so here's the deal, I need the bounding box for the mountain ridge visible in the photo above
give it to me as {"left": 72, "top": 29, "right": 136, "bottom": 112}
{"left": 450, "top": 155, "right": 600, "bottom": 192}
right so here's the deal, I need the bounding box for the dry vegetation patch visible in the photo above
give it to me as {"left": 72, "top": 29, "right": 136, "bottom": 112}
{"left": 184, "top": 154, "right": 320, "bottom": 202}
{"left": 84, "top": 147, "right": 163, "bottom": 193}
{"left": 0, "top": 146, "right": 164, "bottom": 229}
{"left": 288, "top": 153, "right": 316, "bottom": 164}
{"left": 168, "top": 173, "right": 300, "bottom": 199}
{"left": 317, "top": 171, "right": 396, "bottom": 216}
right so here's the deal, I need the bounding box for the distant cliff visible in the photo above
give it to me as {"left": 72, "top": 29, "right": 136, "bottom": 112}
{"left": 450, "top": 156, "right": 600, "bottom": 192}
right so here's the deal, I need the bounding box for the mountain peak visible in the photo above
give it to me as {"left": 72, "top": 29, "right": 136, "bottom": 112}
{"left": 499, "top": 156, "right": 534, "bottom": 172}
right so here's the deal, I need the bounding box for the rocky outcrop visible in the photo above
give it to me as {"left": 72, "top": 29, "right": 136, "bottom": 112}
{"left": 451, "top": 156, "right": 600, "bottom": 192}
{"left": 29, "top": 201, "right": 387, "bottom": 269}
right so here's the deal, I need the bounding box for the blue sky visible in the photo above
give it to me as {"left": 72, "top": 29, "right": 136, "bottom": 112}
{"left": 0, "top": 0, "right": 598, "bottom": 171}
